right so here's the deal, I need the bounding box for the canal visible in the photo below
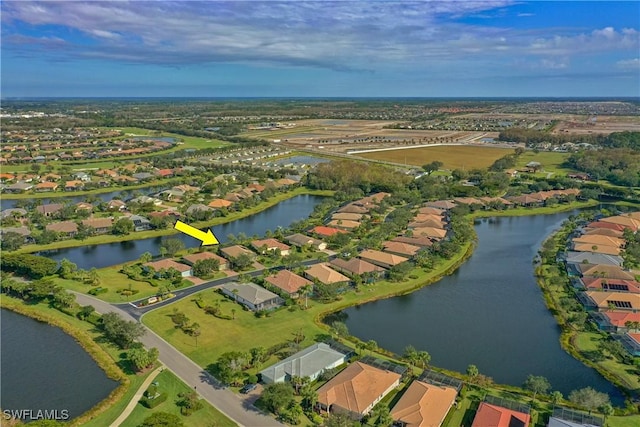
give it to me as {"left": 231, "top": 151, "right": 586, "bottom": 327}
{"left": 342, "top": 212, "right": 623, "bottom": 401}
{"left": 0, "top": 309, "right": 118, "bottom": 422}
{"left": 42, "top": 194, "right": 325, "bottom": 270}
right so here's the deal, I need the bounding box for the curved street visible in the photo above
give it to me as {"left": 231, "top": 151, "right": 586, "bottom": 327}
{"left": 73, "top": 291, "right": 282, "bottom": 427}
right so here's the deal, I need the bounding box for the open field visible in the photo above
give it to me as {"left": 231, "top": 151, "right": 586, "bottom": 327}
{"left": 553, "top": 115, "right": 640, "bottom": 135}
{"left": 355, "top": 145, "right": 514, "bottom": 169}
{"left": 515, "top": 151, "right": 575, "bottom": 176}
{"left": 120, "top": 369, "right": 236, "bottom": 427}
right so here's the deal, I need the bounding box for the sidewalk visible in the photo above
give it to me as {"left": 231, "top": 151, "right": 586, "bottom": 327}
{"left": 110, "top": 365, "right": 164, "bottom": 427}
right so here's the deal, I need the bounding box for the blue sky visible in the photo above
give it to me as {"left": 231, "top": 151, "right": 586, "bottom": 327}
{"left": 1, "top": 1, "right": 638, "bottom": 97}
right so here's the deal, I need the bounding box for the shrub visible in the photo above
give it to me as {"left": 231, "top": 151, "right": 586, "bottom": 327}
{"left": 88, "top": 287, "right": 108, "bottom": 296}
{"left": 140, "top": 392, "right": 167, "bottom": 409}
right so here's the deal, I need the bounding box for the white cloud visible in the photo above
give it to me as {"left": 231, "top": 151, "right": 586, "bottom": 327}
{"left": 616, "top": 58, "right": 640, "bottom": 69}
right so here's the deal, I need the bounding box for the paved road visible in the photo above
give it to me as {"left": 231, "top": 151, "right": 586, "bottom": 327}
{"left": 73, "top": 292, "right": 282, "bottom": 427}
{"left": 117, "top": 256, "right": 337, "bottom": 319}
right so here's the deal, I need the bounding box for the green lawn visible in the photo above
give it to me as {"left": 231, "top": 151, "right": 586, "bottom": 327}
{"left": 120, "top": 370, "right": 236, "bottom": 427}
{"left": 515, "top": 151, "right": 575, "bottom": 176}
{"left": 100, "top": 126, "right": 230, "bottom": 151}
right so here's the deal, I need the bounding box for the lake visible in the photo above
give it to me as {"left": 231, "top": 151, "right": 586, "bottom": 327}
{"left": 42, "top": 194, "right": 325, "bottom": 270}
{"left": 342, "top": 212, "right": 623, "bottom": 401}
{"left": 0, "top": 309, "right": 118, "bottom": 422}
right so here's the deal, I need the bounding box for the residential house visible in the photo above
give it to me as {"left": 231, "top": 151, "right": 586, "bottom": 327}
{"left": 64, "top": 180, "right": 84, "bottom": 191}
{"left": 75, "top": 202, "right": 94, "bottom": 212}
{"left": 220, "top": 245, "right": 256, "bottom": 261}
{"left": 331, "top": 212, "right": 364, "bottom": 222}
{"left": 572, "top": 235, "right": 625, "bottom": 248}
{"left": 578, "top": 277, "right": 640, "bottom": 293}
{"left": 580, "top": 291, "right": 640, "bottom": 312}
{"left": 311, "top": 226, "right": 347, "bottom": 238}
{"left": 586, "top": 221, "right": 627, "bottom": 233}
{"left": 411, "top": 227, "right": 447, "bottom": 240}
{"left": 417, "top": 206, "right": 445, "bottom": 216}
{"left": 220, "top": 282, "right": 284, "bottom": 311}
{"left": 36, "top": 203, "right": 64, "bottom": 217}
{"left": 390, "top": 380, "right": 458, "bottom": 427}
{"left": 408, "top": 219, "right": 445, "bottom": 230}
{"left": 35, "top": 182, "right": 59, "bottom": 192}
{"left": 316, "top": 361, "right": 402, "bottom": 419}
{"left": 575, "top": 264, "right": 635, "bottom": 281}
{"left": 330, "top": 258, "right": 385, "bottom": 279}
{"left": 126, "top": 214, "right": 151, "bottom": 231}
{"left": 173, "top": 184, "right": 200, "bottom": 194}
{"left": 46, "top": 221, "right": 78, "bottom": 237}
{"left": 144, "top": 259, "right": 192, "bottom": 277}
{"left": 181, "top": 252, "right": 228, "bottom": 270}
{"left": 186, "top": 204, "right": 214, "bottom": 215}
{"left": 155, "top": 168, "right": 174, "bottom": 178}
{"left": 81, "top": 218, "right": 113, "bottom": 234}
{"left": 564, "top": 251, "right": 623, "bottom": 268}
{"left": 326, "top": 219, "right": 361, "bottom": 231}
{"left": 413, "top": 213, "right": 445, "bottom": 223}
{"left": 591, "top": 311, "right": 640, "bottom": 333}
{"left": 132, "top": 172, "right": 155, "bottom": 181}
{"left": 0, "top": 208, "right": 28, "bottom": 219}
{"left": 130, "top": 195, "right": 162, "bottom": 206}
{"left": 359, "top": 249, "right": 408, "bottom": 269}
{"left": 158, "top": 189, "right": 184, "bottom": 201}
{"left": 572, "top": 243, "right": 621, "bottom": 256}
{"left": 208, "top": 198, "right": 233, "bottom": 209}
{"left": 336, "top": 203, "right": 369, "bottom": 215}
{"left": 250, "top": 238, "right": 291, "bottom": 256}
{"left": 107, "top": 199, "right": 127, "bottom": 211}
{"left": 260, "top": 342, "right": 347, "bottom": 384}
{"left": 286, "top": 233, "right": 327, "bottom": 251}
{"left": 391, "top": 236, "right": 433, "bottom": 248}
{"left": 0, "top": 226, "right": 33, "bottom": 243}
{"left": 507, "top": 194, "right": 545, "bottom": 207}
{"left": 424, "top": 200, "right": 457, "bottom": 210}
{"left": 547, "top": 415, "right": 601, "bottom": 427}
{"left": 471, "top": 402, "right": 531, "bottom": 427}
{"left": 382, "top": 241, "right": 421, "bottom": 258}
{"left": 264, "top": 270, "right": 312, "bottom": 298}
{"left": 73, "top": 172, "right": 91, "bottom": 182}
{"left": 582, "top": 227, "right": 625, "bottom": 238}
{"left": 304, "top": 263, "right": 350, "bottom": 285}
{"left": 5, "top": 182, "right": 33, "bottom": 193}
{"left": 599, "top": 215, "right": 640, "bottom": 232}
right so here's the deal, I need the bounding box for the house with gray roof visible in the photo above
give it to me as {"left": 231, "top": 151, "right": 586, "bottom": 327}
{"left": 132, "top": 172, "right": 155, "bottom": 181}
{"left": 220, "top": 282, "right": 284, "bottom": 311}
{"left": 564, "top": 251, "right": 624, "bottom": 270}
{"left": 5, "top": 182, "right": 33, "bottom": 193}
{"left": 0, "top": 208, "right": 28, "bottom": 219}
{"left": 260, "top": 342, "right": 348, "bottom": 384}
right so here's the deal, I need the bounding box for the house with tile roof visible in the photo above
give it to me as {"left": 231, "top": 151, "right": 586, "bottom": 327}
{"left": 144, "top": 259, "right": 192, "bottom": 277}
{"left": 36, "top": 203, "right": 65, "bottom": 217}
{"left": 591, "top": 311, "right": 640, "bottom": 333}
{"left": 582, "top": 227, "right": 624, "bottom": 238}
{"left": 311, "top": 226, "right": 347, "bottom": 237}
{"left": 599, "top": 215, "right": 640, "bottom": 232}
{"left": 220, "top": 282, "right": 284, "bottom": 311}
{"left": 471, "top": 402, "right": 530, "bottom": 427}
{"left": 383, "top": 241, "right": 421, "bottom": 258}
{"left": 305, "top": 263, "right": 350, "bottom": 285}
{"left": 391, "top": 380, "right": 458, "bottom": 427}
{"left": 578, "top": 278, "right": 640, "bottom": 294}
{"left": 391, "top": 236, "right": 433, "bottom": 248}
{"left": 586, "top": 221, "right": 627, "bottom": 233}
{"left": 46, "top": 221, "right": 78, "bottom": 237}
{"left": 264, "top": 270, "right": 312, "bottom": 297}
{"left": 326, "top": 219, "right": 361, "bottom": 231}
{"left": 411, "top": 227, "right": 448, "bottom": 240}
{"left": 251, "top": 238, "right": 291, "bottom": 256}
{"left": 359, "top": 249, "right": 408, "bottom": 269}
{"left": 571, "top": 243, "right": 621, "bottom": 256}
{"left": 572, "top": 235, "right": 625, "bottom": 248}
{"left": 331, "top": 212, "right": 365, "bottom": 222}
{"left": 81, "top": 218, "right": 114, "bottom": 234}
{"left": 220, "top": 245, "right": 256, "bottom": 261}
{"left": 564, "top": 251, "right": 623, "bottom": 268}
{"left": 417, "top": 206, "right": 445, "bottom": 216}
{"left": 35, "top": 182, "right": 59, "bottom": 192}
{"left": 260, "top": 342, "right": 348, "bottom": 384}
{"left": 330, "top": 258, "right": 385, "bottom": 279}
{"left": 424, "top": 200, "right": 457, "bottom": 210}
{"left": 181, "top": 252, "right": 228, "bottom": 270}
{"left": 64, "top": 180, "right": 84, "bottom": 191}
{"left": 316, "top": 361, "right": 402, "bottom": 419}
{"left": 208, "top": 198, "right": 233, "bottom": 209}
{"left": 580, "top": 291, "right": 640, "bottom": 312}
{"left": 286, "top": 233, "right": 327, "bottom": 251}
{"left": 575, "top": 264, "right": 635, "bottom": 281}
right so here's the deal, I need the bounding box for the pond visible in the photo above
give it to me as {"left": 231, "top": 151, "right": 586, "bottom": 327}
{"left": 0, "top": 309, "right": 118, "bottom": 422}
{"left": 41, "top": 194, "right": 325, "bottom": 270}
{"left": 342, "top": 212, "right": 623, "bottom": 402}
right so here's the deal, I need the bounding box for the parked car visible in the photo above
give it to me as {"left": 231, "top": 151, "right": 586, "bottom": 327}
{"left": 240, "top": 383, "right": 257, "bottom": 394}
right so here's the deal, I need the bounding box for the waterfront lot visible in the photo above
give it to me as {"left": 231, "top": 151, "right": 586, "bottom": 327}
{"left": 356, "top": 145, "right": 513, "bottom": 169}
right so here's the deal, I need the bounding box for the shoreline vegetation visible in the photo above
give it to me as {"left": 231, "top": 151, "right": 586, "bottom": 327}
{"left": 15, "top": 187, "right": 334, "bottom": 253}
{"left": 3, "top": 199, "right": 638, "bottom": 426}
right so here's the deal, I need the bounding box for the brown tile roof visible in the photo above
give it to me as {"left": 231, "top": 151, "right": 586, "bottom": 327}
{"left": 572, "top": 243, "right": 621, "bottom": 256}
{"left": 326, "top": 219, "right": 361, "bottom": 230}
{"left": 586, "top": 221, "right": 627, "bottom": 232}
{"left": 581, "top": 278, "right": 640, "bottom": 293}
{"left": 311, "top": 226, "right": 347, "bottom": 237}
{"left": 424, "top": 200, "right": 457, "bottom": 210}
{"left": 331, "top": 212, "right": 364, "bottom": 221}
{"left": 220, "top": 245, "right": 255, "bottom": 259}
{"left": 411, "top": 227, "right": 447, "bottom": 239}
{"left": 35, "top": 182, "right": 59, "bottom": 190}
{"left": 337, "top": 203, "right": 370, "bottom": 214}
{"left": 182, "top": 251, "right": 227, "bottom": 266}
{"left": 46, "top": 221, "right": 78, "bottom": 234}
{"left": 251, "top": 238, "right": 290, "bottom": 252}
{"left": 75, "top": 202, "right": 94, "bottom": 211}
{"left": 602, "top": 311, "right": 640, "bottom": 328}
{"left": 208, "top": 198, "right": 233, "bottom": 208}
{"left": 65, "top": 180, "right": 84, "bottom": 188}
{"left": 82, "top": 218, "right": 113, "bottom": 229}
{"left": 144, "top": 259, "right": 191, "bottom": 273}
{"left": 305, "top": 263, "right": 350, "bottom": 284}
{"left": 408, "top": 219, "right": 446, "bottom": 229}
{"left": 391, "top": 236, "right": 433, "bottom": 247}
{"left": 582, "top": 227, "right": 625, "bottom": 238}
{"left": 359, "top": 249, "right": 408, "bottom": 267}
{"left": 573, "top": 235, "right": 625, "bottom": 248}
{"left": 391, "top": 381, "right": 458, "bottom": 427}
{"left": 383, "top": 241, "right": 421, "bottom": 257}
{"left": 417, "top": 206, "right": 445, "bottom": 215}
{"left": 413, "top": 213, "right": 444, "bottom": 223}
{"left": 471, "top": 402, "right": 530, "bottom": 427}
{"left": 330, "top": 258, "right": 385, "bottom": 275}
{"left": 577, "top": 264, "right": 635, "bottom": 280}
{"left": 586, "top": 291, "right": 640, "bottom": 311}
{"left": 600, "top": 215, "right": 640, "bottom": 231}
{"left": 264, "top": 270, "right": 312, "bottom": 294}
{"left": 36, "top": 203, "right": 64, "bottom": 215}
{"left": 317, "top": 361, "right": 401, "bottom": 416}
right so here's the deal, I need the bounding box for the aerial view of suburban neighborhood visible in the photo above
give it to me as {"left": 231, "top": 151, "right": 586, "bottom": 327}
{"left": 1, "top": 1, "right": 639, "bottom": 427}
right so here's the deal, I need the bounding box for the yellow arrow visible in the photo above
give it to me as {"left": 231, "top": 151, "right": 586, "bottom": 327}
{"left": 174, "top": 220, "right": 219, "bottom": 246}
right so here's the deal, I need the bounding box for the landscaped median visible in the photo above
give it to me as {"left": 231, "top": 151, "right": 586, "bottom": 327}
{"left": 16, "top": 187, "right": 335, "bottom": 253}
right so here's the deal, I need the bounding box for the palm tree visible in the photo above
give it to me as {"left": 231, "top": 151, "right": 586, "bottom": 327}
{"left": 417, "top": 351, "right": 431, "bottom": 369}
{"left": 231, "top": 308, "right": 236, "bottom": 320}
{"left": 299, "top": 284, "right": 312, "bottom": 309}
{"left": 466, "top": 364, "right": 479, "bottom": 384}
{"left": 366, "top": 340, "right": 378, "bottom": 355}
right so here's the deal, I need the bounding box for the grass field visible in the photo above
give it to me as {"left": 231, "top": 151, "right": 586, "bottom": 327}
{"left": 356, "top": 145, "right": 514, "bottom": 170}
{"left": 515, "top": 151, "right": 575, "bottom": 176}
{"left": 120, "top": 370, "right": 236, "bottom": 427}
